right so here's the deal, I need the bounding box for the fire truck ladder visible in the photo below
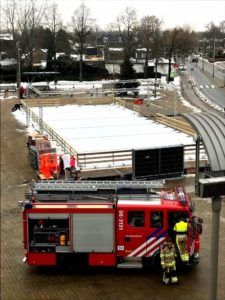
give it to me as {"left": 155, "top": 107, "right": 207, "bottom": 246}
{"left": 25, "top": 180, "right": 165, "bottom": 203}
{"left": 32, "top": 180, "right": 165, "bottom": 192}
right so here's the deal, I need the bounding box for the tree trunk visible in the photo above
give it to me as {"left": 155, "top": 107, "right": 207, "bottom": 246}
{"left": 54, "top": 33, "right": 57, "bottom": 84}
{"left": 144, "top": 50, "right": 149, "bottom": 79}
{"left": 79, "top": 57, "right": 83, "bottom": 82}
{"left": 168, "top": 56, "right": 172, "bottom": 83}
{"left": 30, "top": 50, "right": 34, "bottom": 71}
{"left": 79, "top": 43, "right": 83, "bottom": 82}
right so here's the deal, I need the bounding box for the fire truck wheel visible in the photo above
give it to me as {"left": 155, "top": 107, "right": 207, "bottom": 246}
{"left": 142, "top": 251, "right": 160, "bottom": 270}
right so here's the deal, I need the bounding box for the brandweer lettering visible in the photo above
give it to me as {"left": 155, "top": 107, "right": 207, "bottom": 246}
{"left": 118, "top": 210, "right": 124, "bottom": 231}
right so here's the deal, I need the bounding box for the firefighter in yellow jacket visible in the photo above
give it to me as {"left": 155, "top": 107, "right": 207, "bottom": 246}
{"left": 160, "top": 238, "right": 178, "bottom": 284}
{"left": 173, "top": 217, "right": 189, "bottom": 263}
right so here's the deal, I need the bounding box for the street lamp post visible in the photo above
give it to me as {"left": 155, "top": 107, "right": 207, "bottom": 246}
{"left": 212, "top": 36, "right": 216, "bottom": 78}
{"left": 151, "top": 32, "right": 158, "bottom": 99}
{"left": 198, "top": 177, "right": 225, "bottom": 300}
{"left": 199, "top": 38, "right": 209, "bottom": 72}
{"left": 113, "top": 60, "right": 116, "bottom": 97}
{"left": 16, "top": 45, "right": 21, "bottom": 88}
{"left": 173, "top": 86, "right": 177, "bottom": 118}
{"left": 202, "top": 53, "right": 204, "bottom": 71}
{"left": 195, "top": 44, "right": 198, "bottom": 67}
{"left": 154, "top": 30, "right": 163, "bottom": 98}
{"left": 154, "top": 32, "right": 158, "bottom": 99}
{"left": 201, "top": 39, "right": 205, "bottom": 71}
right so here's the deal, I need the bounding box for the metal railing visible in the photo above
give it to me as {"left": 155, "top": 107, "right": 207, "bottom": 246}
{"left": 155, "top": 113, "right": 196, "bottom": 137}
{"left": 77, "top": 144, "right": 206, "bottom": 169}
{"left": 21, "top": 100, "right": 79, "bottom": 160}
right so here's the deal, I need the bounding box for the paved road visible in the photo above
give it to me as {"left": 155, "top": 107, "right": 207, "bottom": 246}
{"left": 197, "top": 58, "right": 225, "bottom": 81}
{"left": 179, "top": 72, "right": 221, "bottom": 113}
{"left": 186, "top": 61, "right": 225, "bottom": 108}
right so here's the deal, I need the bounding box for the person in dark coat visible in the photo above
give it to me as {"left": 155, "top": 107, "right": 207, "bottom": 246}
{"left": 59, "top": 156, "right": 65, "bottom": 176}
{"left": 11, "top": 103, "right": 22, "bottom": 112}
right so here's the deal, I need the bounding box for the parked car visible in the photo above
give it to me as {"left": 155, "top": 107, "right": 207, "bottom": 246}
{"left": 179, "top": 64, "right": 187, "bottom": 71}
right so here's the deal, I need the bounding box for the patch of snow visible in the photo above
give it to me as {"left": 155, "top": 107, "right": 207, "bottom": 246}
{"left": 109, "top": 48, "right": 123, "bottom": 51}
{"left": 0, "top": 58, "right": 17, "bottom": 66}
{"left": 0, "top": 94, "right": 18, "bottom": 100}
{"left": 0, "top": 33, "right": 13, "bottom": 40}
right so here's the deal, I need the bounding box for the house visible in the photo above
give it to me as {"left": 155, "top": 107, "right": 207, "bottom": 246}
{"left": 96, "top": 32, "right": 123, "bottom": 48}
{"left": 105, "top": 48, "right": 124, "bottom": 62}
{"left": 0, "top": 33, "right": 15, "bottom": 59}
{"left": 135, "top": 48, "right": 147, "bottom": 62}
{"left": 148, "top": 57, "right": 177, "bottom": 80}
{"left": 85, "top": 46, "right": 105, "bottom": 60}
{"left": 23, "top": 48, "right": 48, "bottom": 69}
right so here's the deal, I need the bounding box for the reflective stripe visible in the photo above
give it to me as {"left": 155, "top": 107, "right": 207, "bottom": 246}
{"left": 160, "top": 250, "right": 176, "bottom": 267}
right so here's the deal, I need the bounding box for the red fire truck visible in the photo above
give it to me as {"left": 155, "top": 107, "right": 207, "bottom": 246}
{"left": 20, "top": 181, "right": 203, "bottom": 268}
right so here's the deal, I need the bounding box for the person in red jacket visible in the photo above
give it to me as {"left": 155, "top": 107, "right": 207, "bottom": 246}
{"left": 19, "top": 86, "right": 25, "bottom": 99}
{"left": 70, "top": 155, "right": 76, "bottom": 168}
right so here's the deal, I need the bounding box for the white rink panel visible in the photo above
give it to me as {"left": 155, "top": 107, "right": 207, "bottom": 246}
{"left": 31, "top": 104, "right": 194, "bottom": 153}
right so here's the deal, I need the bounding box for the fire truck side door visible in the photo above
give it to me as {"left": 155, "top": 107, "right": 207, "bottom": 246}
{"left": 122, "top": 209, "right": 147, "bottom": 258}
{"left": 145, "top": 210, "right": 167, "bottom": 257}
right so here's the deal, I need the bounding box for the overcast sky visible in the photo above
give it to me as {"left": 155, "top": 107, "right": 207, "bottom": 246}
{"left": 55, "top": 0, "right": 225, "bottom": 31}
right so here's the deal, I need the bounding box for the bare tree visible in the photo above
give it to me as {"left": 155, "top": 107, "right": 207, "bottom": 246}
{"left": 16, "top": 0, "right": 47, "bottom": 68}
{"left": 138, "top": 15, "right": 161, "bottom": 78}
{"left": 220, "top": 20, "right": 225, "bottom": 34}
{"left": 205, "top": 22, "right": 221, "bottom": 37}
{"left": 44, "top": 1, "right": 62, "bottom": 73}
{"left": 116, "top": 7, "right": 138, "bottom": 59}
{"left": 163, "top": 27, "right": 195, "bottom": 82}
{"left": 2, "top": 0, "right": 19, "bottom": 56}
{"left": 71, "top": 2, "right": 94, "bottom": 81}
{"left": 204, "top": 22, "right": 225, "bottom": 52}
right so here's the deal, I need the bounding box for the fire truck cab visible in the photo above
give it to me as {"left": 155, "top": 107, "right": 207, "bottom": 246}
{"left": 21, "top": 181, "right": 202, "bottom": 269}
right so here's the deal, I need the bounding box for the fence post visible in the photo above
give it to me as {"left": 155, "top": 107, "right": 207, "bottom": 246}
{"left": 25, "top": 106, "right": 29, "bottom": 127}
{"left": 77, "top": 154, "right": 79, "bottom": 167}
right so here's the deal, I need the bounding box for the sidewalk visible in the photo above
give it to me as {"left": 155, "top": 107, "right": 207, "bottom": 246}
{"left": 202, "top": 68, "right": 225, "bottom": 90}
{"left": 215, "top": 61, "right": 225, "bottom": 73}
{"left": 198, "top": 58, "right": 225, "bottom": 89}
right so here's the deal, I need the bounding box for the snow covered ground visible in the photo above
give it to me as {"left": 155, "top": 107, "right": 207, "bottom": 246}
{"left": 30, "top": 104, "right": 195, "bottom": 153}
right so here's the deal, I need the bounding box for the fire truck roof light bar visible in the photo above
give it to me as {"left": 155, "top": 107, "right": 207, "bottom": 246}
{"left": 32, "top": 180, "right": 165, "bottom": 192}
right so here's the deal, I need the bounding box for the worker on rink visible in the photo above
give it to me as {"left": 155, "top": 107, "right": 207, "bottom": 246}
{"left": 58, "top": 156, "right": 64, "bottom": 177}
{"left": 160, "top": 238, "right": 178, "bottom": 285}
{"left": 70, "top": 155, "right": 76, "bottom": 168}
{"left": 173, "top": 216, "right": 189, "bottom": 263}
{"left": 18, "top": 85, "right": 26, "bottom": 99}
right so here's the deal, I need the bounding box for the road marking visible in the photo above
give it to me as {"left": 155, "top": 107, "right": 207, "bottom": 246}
{"left": 211, "top": 85, "right": 215, "bottom": 88}
{"left": 199, "top": 85, "right": 203, "bottom": 89}
{"left": 205, "top": 85, "right": 209, "bottom": 88}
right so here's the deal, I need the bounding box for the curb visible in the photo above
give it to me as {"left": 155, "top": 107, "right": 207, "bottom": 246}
{"left": 188, "top": 76, "right": 224, "bottom": 112}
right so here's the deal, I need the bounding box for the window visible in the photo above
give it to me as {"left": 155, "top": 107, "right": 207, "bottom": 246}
{"left": 128, "top": 211, "right": 145, "bottom": 227}
{"left": 150, "top": 211, "right": 163, "bottom": 228}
